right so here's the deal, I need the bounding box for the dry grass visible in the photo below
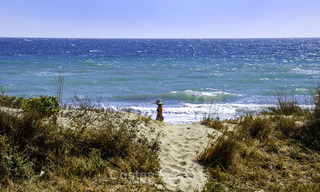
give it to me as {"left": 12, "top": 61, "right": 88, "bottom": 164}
{"left": 199, "top": 115, "right": 320, "bottom": 191}
{"left": 239, "top": 114, "right": 273, "bottom": 141}
{"left": 266, "top": 91, "right": 307, "bottom": 116}
{"left": 0, "top": 95, "right": 163, "bottom": 191}
{"left": 199, "top": 86, "right": 320, "bottom": 191}
{"left": 201, "top": 116, "right": 224, "bottom": 130}
{"left": 197, "top": 133, "right": 239, "bottom": 170}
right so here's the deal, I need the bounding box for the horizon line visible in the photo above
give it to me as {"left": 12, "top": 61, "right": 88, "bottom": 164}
{"left": 1, "top": 36, "right": 320, "bottom": 40}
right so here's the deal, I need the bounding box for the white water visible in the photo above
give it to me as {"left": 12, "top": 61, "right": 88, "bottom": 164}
{"left": 130, "top": 103, "right": 272, "bottom": 124}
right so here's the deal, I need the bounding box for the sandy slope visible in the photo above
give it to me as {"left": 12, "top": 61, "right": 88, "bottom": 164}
{"left": 158, "top": 123, "right": 218, "bottom": 192}
{"left": 56, "top": 109, "right": 218, "bottom": 191}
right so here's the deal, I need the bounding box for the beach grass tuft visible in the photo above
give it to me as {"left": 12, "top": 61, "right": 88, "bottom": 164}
{"left": 300, "top": 83, "right": 320, "bottom": 150}
{"left": 239, "top": 114, "right": 273, "bottom": 142}
{"left": 197, "top": 133, "right": 239, "bottom": 170}
{"left": 266, "top": 91, "right": 307, "bottom": 116}
{"left": 201, "top": 116, "right": 224, "bottom": 130}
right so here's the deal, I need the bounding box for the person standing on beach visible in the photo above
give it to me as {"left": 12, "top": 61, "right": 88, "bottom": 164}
{"left": 154, "top": 99, "right": 164, "bottom": 122}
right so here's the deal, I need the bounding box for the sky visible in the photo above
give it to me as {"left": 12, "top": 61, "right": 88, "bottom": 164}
{"left": 0, "top": 0, "right": 319, "bottom": 38}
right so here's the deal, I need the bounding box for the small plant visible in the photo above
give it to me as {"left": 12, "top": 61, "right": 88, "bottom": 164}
{"left": 2, "top": 149, "right": 34, "bottom": 180}
{"left": 204, "top": 181, "right": 229, "bottom": 192}
{"left": 70, "top": 95, "right": 104, "bottom": 112}
{"left": 197, "top": 134, "right": 238, "bottom": 170}
{"left": 0, "top": 83, "right": 4, "bottom": 96}
{"left": 267, "top": 91, "right": 303, "bottom": 116}
{"left": 0, "top": 95, "right": 24, "bottom": 108}
{"left": 201, "top": 116, "right": 224, "bottom": 130}
{"left": 275, "top": 116, "right": 299, "bottom": 138}
{"left": 55, "top": 74, "right": 64, "bottom": 104}
{"left": 239, "top": 115, "right": 273, "bottom": 141}
{"left": 140, "top": 113, "right": 152, "bottom": 125}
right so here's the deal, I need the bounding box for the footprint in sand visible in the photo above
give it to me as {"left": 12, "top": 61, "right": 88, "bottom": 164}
{"left": 179, "top": 161, "right": 187, "bottom": 166}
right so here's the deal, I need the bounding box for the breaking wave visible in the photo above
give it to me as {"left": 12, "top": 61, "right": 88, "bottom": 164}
{"left": 114, "top": 90, "right": 242, "bottom": 104}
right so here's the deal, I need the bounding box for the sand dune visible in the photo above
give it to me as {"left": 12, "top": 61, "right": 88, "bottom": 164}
{"left": 56, "top": 109, "right": 218, "bottom": 191}
{"left": 1, "top": 106, "right": 218, "bottom": 191}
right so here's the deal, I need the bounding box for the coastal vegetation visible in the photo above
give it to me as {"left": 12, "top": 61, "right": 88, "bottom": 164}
{"left": 198, "top": 85, "right": 320, "bottom": 191}
{"left": 0, "top": 94, "right": 162, "bottom": 191}
{"left": 1, "top": 83, "right": 320, "bottom": 191}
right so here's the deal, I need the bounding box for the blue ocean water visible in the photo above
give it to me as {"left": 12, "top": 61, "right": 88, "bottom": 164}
{"left": 1, "top": 38, "right": 319, "bottom": 124}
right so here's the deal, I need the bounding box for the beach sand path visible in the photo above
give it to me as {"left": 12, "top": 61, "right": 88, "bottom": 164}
{"left": 158, "top": 123, "right": 217, "bottom": 191}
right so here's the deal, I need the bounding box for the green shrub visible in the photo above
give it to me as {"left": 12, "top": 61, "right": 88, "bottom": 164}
{"left": 204, "top": 181, "right": 229, "bottom": 192}
{"left": 21, "top": 95, "right": 59, "bottom": 117}
{"left": 1, "top": 149, "right": 35, "bottom": 180}
{"left": 0, "top": 95, "right": 24, "bottom": 108}
{"left": 0, "top": 95, "right": 60, "bottom": 117}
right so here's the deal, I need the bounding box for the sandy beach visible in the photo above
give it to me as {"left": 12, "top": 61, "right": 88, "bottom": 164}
{"left": 2, "top": 97, "right": 319, "bottom": 192}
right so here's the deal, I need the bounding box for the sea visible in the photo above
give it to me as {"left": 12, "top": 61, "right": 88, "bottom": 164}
{"left": 0, "top": 38, "right": 319, "bottom": 124}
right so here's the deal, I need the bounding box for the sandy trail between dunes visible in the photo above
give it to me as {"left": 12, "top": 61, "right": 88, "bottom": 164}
{"left": 54, "top": 110, "right": 220, "bottom": 191}
{"left": 158, "top": 123, "right": 218, "bottom": 192}
{"left": 54, "top": 110, "right": 219, "bottom": 191}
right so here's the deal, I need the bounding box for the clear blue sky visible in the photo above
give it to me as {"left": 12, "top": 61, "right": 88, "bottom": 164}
{"left": 0, "top": 0, "right": 319, "bottom": 38}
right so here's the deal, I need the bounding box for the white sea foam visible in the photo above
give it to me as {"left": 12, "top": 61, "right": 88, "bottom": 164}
{"left": 89, "top": 50, "right": 103, "bottom": 53}
{"left": 37, "top": 72, "right": 57, "bottom": 76}
{"left": 193, "top": 90, "right": 242, "bottom": 99}
{"left": 36, "top": 71, "right": 74, "bottom": 77}
{"left": 129, "top": 103, "right": 269, "bottom": 125}
{"left": 292, "top": 67, "right": 320, "bottom": 75}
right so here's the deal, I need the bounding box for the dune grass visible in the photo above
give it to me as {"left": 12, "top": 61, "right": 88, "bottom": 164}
{"left": 197, "top": 132, "right": 238, "bottom": 170}
{"left": 201, "top": 116, "right": 224, "bottom": 130}
{"left": 0, "top": 95, "right": 162, "bottom": 191}
{"left": 198, "top": 86, "right": 320, "bottom": 191}
{"left": 300, "top": 84, "right": 320, "bottom": 150}
{"left": 267, "top": 93, "right": 303, "bottom": 116}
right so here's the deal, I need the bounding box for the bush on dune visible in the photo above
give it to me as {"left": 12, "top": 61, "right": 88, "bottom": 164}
{"left": 22, "top": 95, "right": 60, "bottom": 117}
{"left": 0, "top": 95, "right": 24, "bottom": 109}
{"left": 0, "top": 94, "right": 160, "bottom": 190}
